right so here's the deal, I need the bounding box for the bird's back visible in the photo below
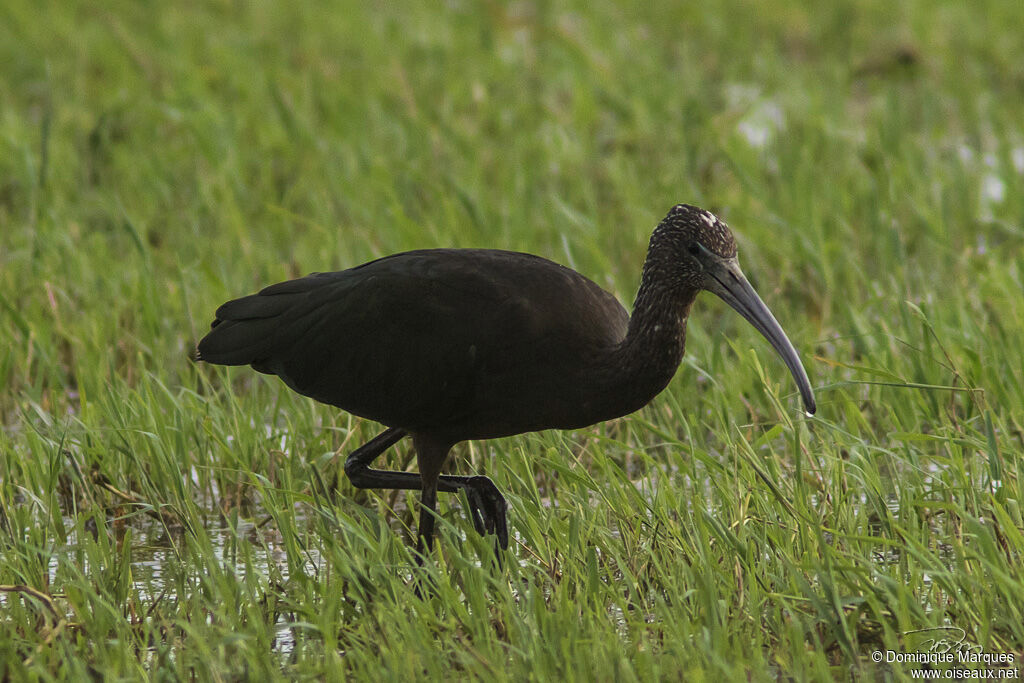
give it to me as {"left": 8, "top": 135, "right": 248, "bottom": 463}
{"left": 198, "top": 249, "right": 629, "bottom": 439}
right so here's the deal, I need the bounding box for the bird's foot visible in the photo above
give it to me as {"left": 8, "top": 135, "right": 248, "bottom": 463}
{"left": 462, "top": 476, "right": 508, "bottom": 551}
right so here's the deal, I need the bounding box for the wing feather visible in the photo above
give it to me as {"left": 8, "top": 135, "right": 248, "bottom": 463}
{"left": 198, "top": 249, "right": 629, "bottom": 432}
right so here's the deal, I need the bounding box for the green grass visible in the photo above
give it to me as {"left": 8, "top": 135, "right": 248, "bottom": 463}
{"left": 2, "top": 0, "right": 1023, "bottom": 679}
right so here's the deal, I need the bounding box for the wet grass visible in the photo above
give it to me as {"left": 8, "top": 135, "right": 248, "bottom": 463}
{"left": 2, "top": 0, "right": 1023, "bottom": 679}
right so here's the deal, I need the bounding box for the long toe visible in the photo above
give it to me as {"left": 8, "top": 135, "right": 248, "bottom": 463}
{"left": 491, "top": 492, "right": 509, "bottom": 550}
{"left": 468, "top": 476, "right": 508, "bottom": 550}
{"left": 465, "top": 487, "right": 488, "bottom": 536}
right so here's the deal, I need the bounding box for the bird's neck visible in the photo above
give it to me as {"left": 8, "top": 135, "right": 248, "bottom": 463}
{"left": 600, "top": 256, "right": 698, "bottom": 416}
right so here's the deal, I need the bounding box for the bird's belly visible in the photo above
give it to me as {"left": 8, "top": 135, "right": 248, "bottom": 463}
{"left": 268, "top": 338, "right": 661, "bottom": 442}
{"left": 436, "top": 371, "right": 653, "bottom": 441}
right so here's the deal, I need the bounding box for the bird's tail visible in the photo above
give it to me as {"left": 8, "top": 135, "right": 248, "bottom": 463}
{"left": 196, "top": 278, "right": 318, "bottom": 367}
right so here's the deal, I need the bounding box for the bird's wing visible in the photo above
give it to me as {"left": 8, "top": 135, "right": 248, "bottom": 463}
{"left": 198, "top": 249, "right": 629, "bottom": 431}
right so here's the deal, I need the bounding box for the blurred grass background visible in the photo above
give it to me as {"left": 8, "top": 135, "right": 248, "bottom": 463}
{"left": 1, "top": 0, "right": 1023, "bottom": 679}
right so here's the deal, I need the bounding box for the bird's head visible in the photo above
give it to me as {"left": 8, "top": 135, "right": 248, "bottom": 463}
{"left": 652, "top": 203, "right": 816, "bottom": 414}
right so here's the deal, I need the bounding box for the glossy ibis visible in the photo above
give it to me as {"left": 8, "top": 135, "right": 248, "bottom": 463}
{"left": 197, "top": 204, "right": 816, "bottom": 554}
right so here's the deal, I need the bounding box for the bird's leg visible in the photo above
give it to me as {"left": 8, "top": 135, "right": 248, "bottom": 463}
{"left": 411, "top": 434, "right": 451, "bottom": 557}
{"left": 415, "top": 479, "right": 439, "bottom": 557}
{"left": 343, "top": 426, "right": 410, "bottom": 488}
{"left": 343, "top": 428, "right": 509, "bottom": 550}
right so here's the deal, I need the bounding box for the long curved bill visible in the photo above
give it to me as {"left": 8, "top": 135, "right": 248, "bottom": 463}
{"left": 704, "top": 257, "right": 816, "bottom": 414}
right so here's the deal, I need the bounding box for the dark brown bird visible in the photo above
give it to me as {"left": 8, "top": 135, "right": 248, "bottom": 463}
{"left": 197, "top": 204, "right": 815, "bottom": 554}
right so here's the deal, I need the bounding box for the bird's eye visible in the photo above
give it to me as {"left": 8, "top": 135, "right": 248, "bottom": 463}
{"left": 687, "top": 242, "right": 701, "bottom": 257}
